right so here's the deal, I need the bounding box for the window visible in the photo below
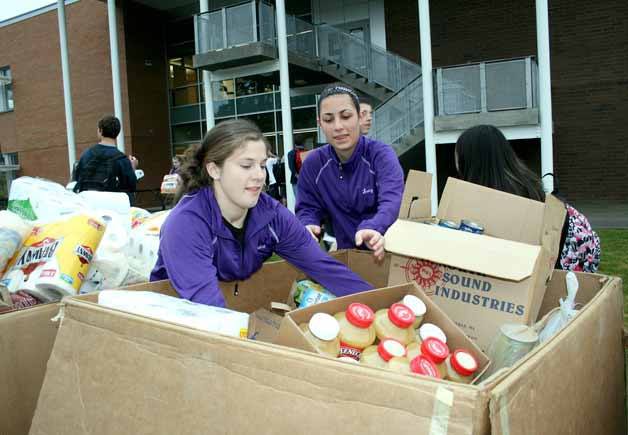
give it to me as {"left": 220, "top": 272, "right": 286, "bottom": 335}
{"left": 0, "top": 67, "right": 13, "bottom": 112}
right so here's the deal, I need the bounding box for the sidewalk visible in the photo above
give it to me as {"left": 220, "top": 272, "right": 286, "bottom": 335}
{"left": 572, "top": 200, "right": 628, "bottom": 229}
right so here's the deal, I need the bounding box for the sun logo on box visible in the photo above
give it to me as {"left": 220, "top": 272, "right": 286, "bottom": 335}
{"left": 401, "top": 259, "right": 443, "bottom": 294}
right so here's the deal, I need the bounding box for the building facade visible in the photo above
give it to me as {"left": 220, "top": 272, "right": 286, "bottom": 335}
{"left": 0, "top": 0, "right": 626, "bottom": 203}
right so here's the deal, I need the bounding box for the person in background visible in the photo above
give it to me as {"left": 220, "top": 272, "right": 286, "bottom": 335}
{"left": 264, "top": 153, "right": 281, "bottom": 201}
{"left": 455, "top": 124, "right": 600, "bottom": 273}
{"left": 169, "top": 155, "right": 182, "bottom": 175}
{"left": 150, "top": 119, "right": 373, "bottom": 307}
{"left": 73, "top": 115, "right": 138, "bottom": 204}
{"left": 359, "top": 99, "right": 373, "bottom": 136}
{"left": 296, "top": 83, "right": 404, "bottom": 260}
{"left": 287, "top": 134, "right": 306, "bottom": 199}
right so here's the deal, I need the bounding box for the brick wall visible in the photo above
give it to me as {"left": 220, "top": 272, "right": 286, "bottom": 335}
{"left": 385, "top": 0, "right": 628, "bottom": 201}
{"left": 0, "top": 0, "right": 131, "bottom": 185}
{"left": 123, "top": 2, "right": 171, "bottom": 192}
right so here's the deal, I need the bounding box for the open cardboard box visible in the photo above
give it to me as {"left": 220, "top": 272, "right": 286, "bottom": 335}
{"left": 28, "top": 268, "right": 624, "bottom": 435}
{"left": 276, "top": 282, "right": 490, "bottom": 384}
{"left": 0, "top": 303, "right": 60, "bottom": 435}
{"left": 387, "top": 171, "right": 566, "bottom": 350}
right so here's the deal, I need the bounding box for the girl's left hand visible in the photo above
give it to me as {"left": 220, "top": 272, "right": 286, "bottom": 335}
{"left": 355, "top": 229, "right": 385, "bottom": 261}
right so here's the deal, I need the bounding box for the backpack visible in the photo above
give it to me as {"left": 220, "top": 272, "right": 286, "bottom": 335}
{"left": 75, "top": 147, "right": 127, "bottom": 193}
{"left": 273, "top": 161, "right": 286, "bottom": 184}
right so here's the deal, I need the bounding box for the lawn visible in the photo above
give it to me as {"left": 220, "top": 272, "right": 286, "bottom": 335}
{"left": 597, "top": 229, "right": 628, "bottom": 326}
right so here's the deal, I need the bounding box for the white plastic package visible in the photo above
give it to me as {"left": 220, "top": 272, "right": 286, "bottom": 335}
{"left": 98, "top": 290, "right": 249, "bottom": 338}
{"left": 0, "top": 210, "right": 33, "bottom": 272}
{"left": 538, "top": 271, "right": 580, "bottom": 343}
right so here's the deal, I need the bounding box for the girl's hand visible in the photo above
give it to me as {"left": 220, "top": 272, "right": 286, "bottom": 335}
{"left": 355, "top": 229, "right": 385, "bottom": 261}
{"left": 305, "top": 224, "right": 322, "bottom": 241}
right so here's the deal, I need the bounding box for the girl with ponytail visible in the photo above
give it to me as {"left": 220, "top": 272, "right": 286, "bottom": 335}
{"left": 151, "top": 119, "right": 372, "bottom": 307}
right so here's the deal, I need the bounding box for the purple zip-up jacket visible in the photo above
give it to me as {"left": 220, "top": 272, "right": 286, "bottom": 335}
{"left": 296, "top": 136, "right": 404, "bottom": 249}
{"left": 150, "top": 187, "right": 373, "bottom": 307}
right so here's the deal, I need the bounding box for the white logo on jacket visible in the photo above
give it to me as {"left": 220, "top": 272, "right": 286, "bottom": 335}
{"left": 362, "top": 188, "right": 374, "bottom": 195}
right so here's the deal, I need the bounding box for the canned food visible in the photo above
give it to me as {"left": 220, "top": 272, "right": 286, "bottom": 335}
{"left": 459, "top": 219, "right": 484, "bottom": 234}
{"left": 437, "top": 220, "right": 459, "bottom": 230}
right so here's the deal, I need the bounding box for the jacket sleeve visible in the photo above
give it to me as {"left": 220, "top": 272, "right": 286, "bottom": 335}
{"left": 295, "top": 157, "right": 326, "bottom": 227}
{"left": 157, "top": 209, "right": 226, "bottom": 307}
{"left": 357, "top": 144, "right": 404, "bottom": 235}
{"left": 273, "top": 205, "right": 373, "bottom": 296}
{"left": 117, "top": 157, "right": 138, "bottom": 193}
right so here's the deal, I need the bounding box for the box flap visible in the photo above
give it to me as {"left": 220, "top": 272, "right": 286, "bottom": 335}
{"left": 385, "top": 220, "right": 541, "bottom": 281}
{"left": 399, "top": 170, "right": 433, "bottom": 219}
{"left": 437, "top": 178, "right": 545, "bottom": 245}
{"left": 539, "top": 194, "right": 567, "bottom": 256}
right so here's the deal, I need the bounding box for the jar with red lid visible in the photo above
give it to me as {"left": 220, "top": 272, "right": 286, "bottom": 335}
{"left": 421, "top": 337, "right": 450, "bottom": 379}
{"left": 373, "top": 303, "right": 416, "bottom": 345}
{"left": 334, "top": 303, "right": 376, "bottom": 360}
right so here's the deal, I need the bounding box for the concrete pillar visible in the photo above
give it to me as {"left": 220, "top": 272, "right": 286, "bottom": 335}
{"left": 107, "top": 0, "right": 125, "bottom": 153}
{"left": 536, "top": 0, "right": 554, "bottom": 193}
{"left": 276, "top": 0, "right": 295, "bottom": 211}
{"left": 57, "top": 0, "right": 77, "bottom": 174}
{"left": 199, "top": 0, "right": 215, "bottom": 131}
{"left": 418, "top": 0, "right": 437, "bottom": 215}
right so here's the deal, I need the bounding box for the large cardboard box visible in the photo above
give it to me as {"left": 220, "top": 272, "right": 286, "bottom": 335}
{"left": 29, "top": 270, "right": 624, "bottom": 434}
{"left": 0, "top": 303, "right": 60, "bottom": 435}
{"left": 387, "top": 172, "right": 566, "bottom": 350}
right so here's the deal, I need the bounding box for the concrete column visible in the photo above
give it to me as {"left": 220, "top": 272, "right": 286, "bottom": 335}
{"left": 57, "top": 0, "right": 77, "bottom": 174}
{"left": 536, "top": 0, "right": 554, "bottom": 193}
{"left": 276, "top": 0, "right": 295, "bottom": 211}
{"left": 199, "top": 0, "right": 215, "bottom": 131}
{"left": 107, "top": 0, "right": 125, "bottom": 153}
{"left": 418, "top": 0, "right": 437, "bottom": 215}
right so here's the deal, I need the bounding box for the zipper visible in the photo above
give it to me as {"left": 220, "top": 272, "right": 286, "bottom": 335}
{"left": 338, "top": 162, "right": 343, "bottom": 180}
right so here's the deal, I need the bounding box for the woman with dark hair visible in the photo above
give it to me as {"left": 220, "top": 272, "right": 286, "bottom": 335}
{"left": 455, "top": 124, "right": 600, "bottom": 273}
{"left": 296, "top": 83, "right": 404, "bottom": 260}
{"left": 150, "top": 119, "right": 373, "bottom": 307}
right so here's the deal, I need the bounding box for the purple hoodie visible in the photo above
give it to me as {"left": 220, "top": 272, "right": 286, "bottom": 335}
{"left": 296, "top": 136, "right": 404, "bottom": 249}
{"left": 150, "top": 187, "right": 373, "bottom": 307}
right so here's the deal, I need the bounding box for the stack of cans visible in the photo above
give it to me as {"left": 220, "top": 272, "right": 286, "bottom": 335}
{"left": 437, "top": 219, "right": 484, "bottom": 235}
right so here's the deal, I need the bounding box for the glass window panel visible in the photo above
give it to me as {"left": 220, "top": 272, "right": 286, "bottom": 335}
{"left": 241, "top": 112, "right": 275, "bottom": 133}
{"left": 291, "top": 94, "right": 316, "bottom": 108}
{"left": 212, "top": 79, "right": 235, "bottom": 99}
{"left": 236, "top": 73, "right": 276, "bottom": 96}
{"left": 197, "top": 11, "right": 224, "bottom": 52}
{"left": 441, "top": 65, "right": 481, "bottom": 115}
{"left": 172, "top": 86, "right": 199, "bottom": 106}
{"left": 170, "top": 60, "right": 198, "bottom": 88}
{"left": 292, "top": 107, "right": 316, "bottom": 130}
{"left": 172, "top": 123, "right": 201, "bottom": 143}
{"left": 236, "top": 93, "right": 275, "bottom": 115}
{"left": 213, "top": 99, "right": 235, "bottom": 117}
{"left": 171, "top": 105, "right": 202, "bottom": 124}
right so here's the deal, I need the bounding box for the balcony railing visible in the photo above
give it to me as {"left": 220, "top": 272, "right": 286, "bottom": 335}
{"left": 435, "top": 57, "right": 538, "bottom": 115}
{"left": 194, "top": 1, "right": 420, "bottom": 94}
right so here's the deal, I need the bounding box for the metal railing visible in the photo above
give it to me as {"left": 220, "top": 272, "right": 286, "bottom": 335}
{"left": 194, "top": 2, "right": 420, "bottom": 93}
{"left": 435, "top": 57, "right": 538, "bottom": 115}
{"left": 371, "top": 75, "right": 423, "bottom": 151}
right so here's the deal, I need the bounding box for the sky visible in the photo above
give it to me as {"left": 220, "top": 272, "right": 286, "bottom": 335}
{"left": 0, "top": 0, "right": 56, "bottom": 22}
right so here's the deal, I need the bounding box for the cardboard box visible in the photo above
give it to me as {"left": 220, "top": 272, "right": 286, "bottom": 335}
{"left": 29, "top": 270, "right": 625, "bottom": 435}
{"left": 276, "top": 282, "right": 490, "bottom": 383}
{"left": 0, "top": 303, "right": 60, "bottom": 435}
{"left": 386, "top": 172, "right": 566, "bottom": 350}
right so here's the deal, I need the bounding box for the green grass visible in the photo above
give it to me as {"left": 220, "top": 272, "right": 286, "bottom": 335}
{"left": 597, "top": 229, "right": 628, "bottom": 326}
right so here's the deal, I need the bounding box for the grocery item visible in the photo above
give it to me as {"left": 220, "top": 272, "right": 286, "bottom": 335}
{"left": 401, "top": 294, "right": 426, "bottom": 329}
{"left": 420, "top": 337, "right": 450, "bottom": 379}
{"left": 360, "top": 339, "right": 406, "bottom": 369}
{"left": 98, "top": 290, "right": 249, "bottom": 338}
{"left": 409, "top": 355, "right": 441, "bottom": 379}
{"left": 0, "top": 210, "right": 33, "bottom": 273}
{"left": 3, "top": 214, "right": 106, "bottom": 302}
{"left": 406, "top": 341, "right": 421, "bottom": 361}
{"left": 445, "top": 349, "right": 478, "bottom": 383}
{"left": 299, "top": 287, "right": 336, "bottom": 309}
{"left": 418, "top": 323, "right": 447, "bottom": 344}
{"left": 301, "top": 312, "right": 340, "bottom": 357}
{"left": 387, "top": 357, "right": 411, "bottom": 374}
{"left": 459, "top": 219, "right": 484, "bottom": 235}
{"left": 334, "top": 303, "right": 376, "bottom": 361}
{"left": 437, "top": 219, "right": 459, "bottom": 230}
{"left": 485, "top": 323, "right": 538, "bottom": 377}
{"left": 373, "top": 303, "right": 416, "bottom": 345}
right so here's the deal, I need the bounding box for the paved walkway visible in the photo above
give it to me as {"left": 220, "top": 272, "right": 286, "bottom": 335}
{"left": 572, "top": 200, "right": 628, "bottom": 229}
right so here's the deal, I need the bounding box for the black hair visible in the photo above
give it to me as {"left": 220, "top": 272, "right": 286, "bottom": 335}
{"left": 97, "top": 115, "right": 121, "bottom": 139}
{"left": 455, "top": 125, "right": 545, "bottom": 202}
{"left": 317, "top": 83, "right": 360, "bottom": 113}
